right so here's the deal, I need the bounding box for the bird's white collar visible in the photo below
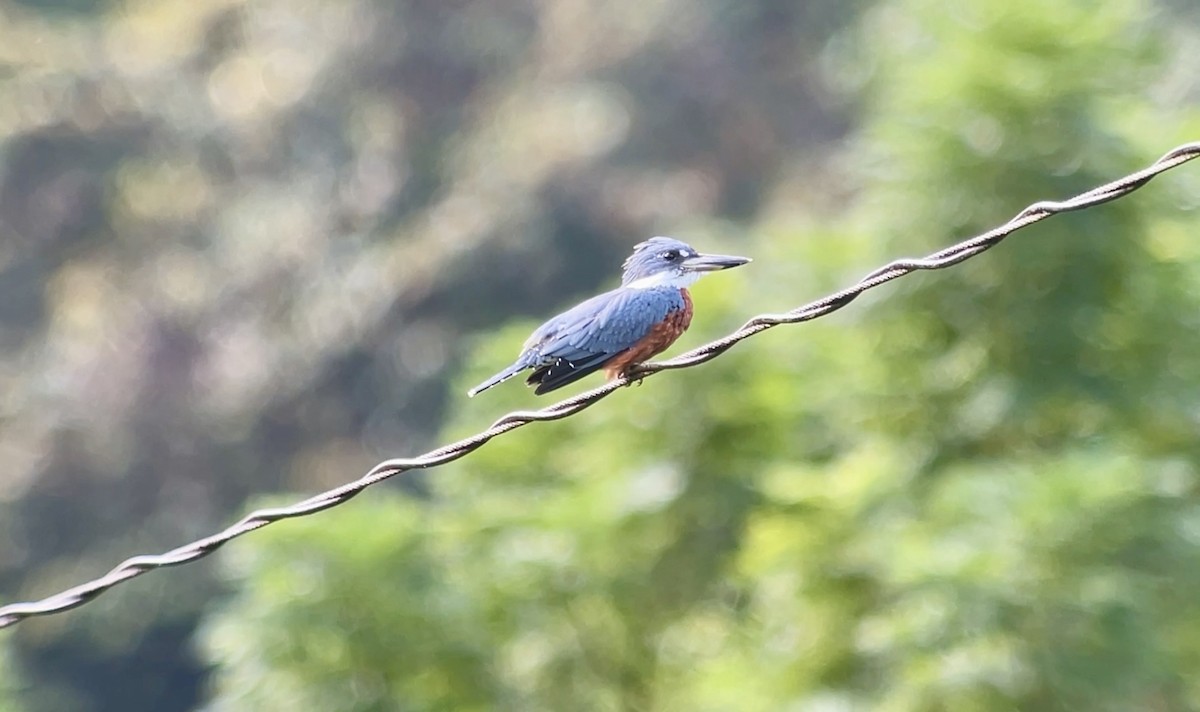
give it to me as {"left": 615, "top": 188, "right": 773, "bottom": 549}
{"left": 625, "top": 271, "right": 701, "bottom": 290}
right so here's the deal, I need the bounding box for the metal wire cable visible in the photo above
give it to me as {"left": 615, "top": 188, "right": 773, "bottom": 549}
{"left": 2, "top": 142, "right": 1197, "bottom": 629}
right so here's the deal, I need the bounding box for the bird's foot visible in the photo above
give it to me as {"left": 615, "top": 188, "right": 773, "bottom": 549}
{"left": 623, "top": 366, "right": 650, "bottom": 387}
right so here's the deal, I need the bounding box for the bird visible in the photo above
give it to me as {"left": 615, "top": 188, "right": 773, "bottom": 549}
{"left": 468, "top": 237, "right": 751, "bottom": 397}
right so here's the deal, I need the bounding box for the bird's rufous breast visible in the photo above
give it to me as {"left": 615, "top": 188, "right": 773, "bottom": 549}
{"left": 603, "top": 289, "right": 694, "bottom": 379}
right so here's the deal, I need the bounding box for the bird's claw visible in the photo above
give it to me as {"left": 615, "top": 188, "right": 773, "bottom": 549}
{"left": 623, "top": 367, "right": 649, "bottom": 387}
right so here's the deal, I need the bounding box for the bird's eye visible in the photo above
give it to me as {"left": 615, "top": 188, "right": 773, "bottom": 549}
{"left": 661, "top": 250, "right": 680, "bottom": 262}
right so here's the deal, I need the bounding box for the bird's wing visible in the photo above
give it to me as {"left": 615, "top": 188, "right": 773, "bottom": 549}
{"left": 526, "top": 352, "right": 614, "bottom": 394}
{"left": 523, "top": 287, "right": 685, "bottom": 393}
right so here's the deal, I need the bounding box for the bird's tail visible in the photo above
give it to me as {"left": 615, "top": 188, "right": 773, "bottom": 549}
{"left": 467, "top": 362, "right": 525, "bottom": 397}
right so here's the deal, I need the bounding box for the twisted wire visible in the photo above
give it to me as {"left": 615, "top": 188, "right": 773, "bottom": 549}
{"left": 2, "top": 141, "right": 1197, "bottom": 629}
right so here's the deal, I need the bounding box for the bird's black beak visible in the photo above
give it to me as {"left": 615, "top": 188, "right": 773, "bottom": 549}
{"left": 681, "top": 252, "right": 752, "bottom": 272}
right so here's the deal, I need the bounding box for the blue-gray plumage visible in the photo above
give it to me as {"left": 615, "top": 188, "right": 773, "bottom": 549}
{"left": 469, "top": 237, "right": 750, "bottom": 397}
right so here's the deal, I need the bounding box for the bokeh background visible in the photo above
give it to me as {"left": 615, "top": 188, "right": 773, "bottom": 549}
{"left": 2, "top": 0, "right": 1200, "bottom": 710}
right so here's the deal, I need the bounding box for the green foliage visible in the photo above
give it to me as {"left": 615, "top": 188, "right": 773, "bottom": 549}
{"left": 849, "top": 0, "right": 1200, "bottom": 460}
{"left": 200, "top": 497, "right": 501, "bottom": 712}
{"left": 0, "top": 644, "right": 28, "bottom": 712}
{"left": 198, "top": 0, "right": 1200, "bottom": 709}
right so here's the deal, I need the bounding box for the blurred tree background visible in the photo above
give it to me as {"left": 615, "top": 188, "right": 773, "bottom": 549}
{"left": 1, "top": 0, "right": 1198, "bottom": 709}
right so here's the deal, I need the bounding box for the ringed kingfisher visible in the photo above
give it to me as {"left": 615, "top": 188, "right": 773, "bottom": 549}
{"left": 468, "top": 237, "right": 750, "bottom": 397}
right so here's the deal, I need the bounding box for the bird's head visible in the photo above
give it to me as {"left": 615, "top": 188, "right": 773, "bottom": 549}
{"left": 620, "top": 236, "right": 751, "bottom": 289}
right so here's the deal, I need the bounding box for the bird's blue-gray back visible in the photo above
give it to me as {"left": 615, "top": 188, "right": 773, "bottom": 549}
{"left": 521, "top": 286, "right": 688, "bottom": 366}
